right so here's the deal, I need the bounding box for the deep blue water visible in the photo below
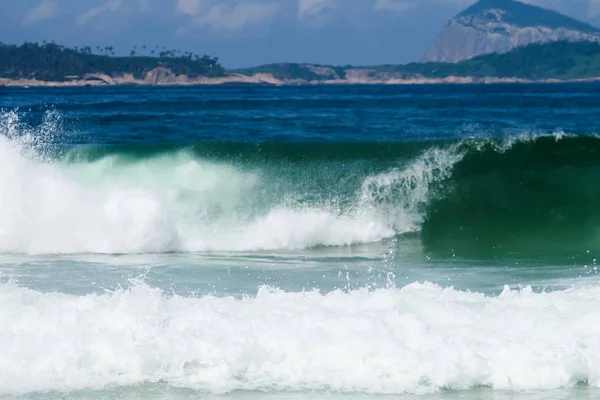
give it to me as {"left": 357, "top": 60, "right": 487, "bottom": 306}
{"left": 4, "top": 84, "right": 600, "bottom": 144}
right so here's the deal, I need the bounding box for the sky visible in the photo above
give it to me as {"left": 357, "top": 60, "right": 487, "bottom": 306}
{"left": 0, "top": 0, "right": 598, "bottom": 67}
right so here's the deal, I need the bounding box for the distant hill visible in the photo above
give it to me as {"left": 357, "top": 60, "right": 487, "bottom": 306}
{"left": 0, "top": 42, "right": 225, "bottom": 82}
{"left": 2, "top": 40, "right": 600, "bottom": 85}
{"left": 422, "top": 0, "right": 600, "bottom": 63}
{"left": 416, "top": 40, "right": 600, "bottom": 80}
{"left": 238, "top": 41, "right": 600, "bottom": 82}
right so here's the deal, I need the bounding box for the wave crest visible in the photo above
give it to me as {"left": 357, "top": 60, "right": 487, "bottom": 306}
{"left": 3, "top": 109, "right": 600, "bottom": 255}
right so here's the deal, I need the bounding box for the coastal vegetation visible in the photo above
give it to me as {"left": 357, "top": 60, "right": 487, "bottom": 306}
{"left": 1, "top": 40, "right": 600, "bottom": 83}
{"left": 0, "top": 41, "right": 225, "bottom": 81}
{"left": 238, "top": 41, "right": 600, "bottom": 82}
{"left": 406, "top": 40, "right": 600, "bottom": 80}
{"left": 239, "top": 63, "right": 348, "bottom": 81}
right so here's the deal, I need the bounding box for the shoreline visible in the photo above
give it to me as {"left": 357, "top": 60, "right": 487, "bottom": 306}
{"left": 1, "top": 70, "right": 599, "bottom": 87}
{"left": 4, "top": 41, "right": 600, "bottom": 89}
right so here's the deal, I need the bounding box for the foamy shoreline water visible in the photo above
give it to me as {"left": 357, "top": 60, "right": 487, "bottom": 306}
{"left": 2, "top": 281, "right": 600, "bottom": 396}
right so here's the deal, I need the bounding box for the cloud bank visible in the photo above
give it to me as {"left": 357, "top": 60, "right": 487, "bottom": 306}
{"left": 23, "top": 1, "right": 58, "bottom": 25}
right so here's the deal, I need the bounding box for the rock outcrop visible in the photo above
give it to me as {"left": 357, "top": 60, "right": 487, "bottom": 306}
{"left": 422, "top": 0, "right": 600, "bottom": 63}
{"left": 82, "top": 73, "right": 115, "bottom": 85}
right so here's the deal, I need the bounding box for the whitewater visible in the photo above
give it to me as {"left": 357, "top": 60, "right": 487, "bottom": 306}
{"left": 0, "top": 109, "right": 456, "bottom": 254}
{"left": 2, "top": 84, "right": 600, "bottom": 399}
{"left": 2, "top": 281, "right": 600, "bottom": 396}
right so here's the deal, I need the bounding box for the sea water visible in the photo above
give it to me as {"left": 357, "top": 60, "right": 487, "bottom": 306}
{"left": 1, "top": 84, "right": 600, "bottom": 399}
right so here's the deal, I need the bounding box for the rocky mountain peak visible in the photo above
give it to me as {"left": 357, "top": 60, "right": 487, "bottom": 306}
{"left": 422, "top": 0, "right": 600, "bottom": 63}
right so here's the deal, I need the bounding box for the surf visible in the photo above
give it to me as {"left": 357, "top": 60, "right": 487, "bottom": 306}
{"left": 1, "top": 280, "right": 599, "bottom": 395}
{"left": 0, "top": 110, "right": 401, "bottom": 254}
{"left": 3, "top": 109, "right": 600, "bottom": 256}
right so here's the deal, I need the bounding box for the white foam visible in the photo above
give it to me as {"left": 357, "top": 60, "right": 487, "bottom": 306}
{"left": 0, "top": 135, "right": 394, "bottom": 253}
{"left": 1, "top": 281, "right": 600, "bottom": 395}
{"left": 8, "top": 110, "right": 570, "bottom": 255}
{"left": 1, "top": 111, "right": 460, "bottom": 254}
{"left": 0, "top": 133, "right": 179, "bottom": 254}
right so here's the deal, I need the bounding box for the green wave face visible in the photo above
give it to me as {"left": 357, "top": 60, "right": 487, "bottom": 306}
{"left": 422, "top": 136, "right": 600, "bottom": 256}
{"left": 60, "top": 135, "right": 600, "bottom": 256}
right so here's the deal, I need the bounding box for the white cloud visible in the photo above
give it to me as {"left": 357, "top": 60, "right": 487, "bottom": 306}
{"left": 296, "top": 0, "right": 473, "bottom": 19}
{"left": 374, "top": 0, "right": 475, "bottom": 14}
{"left": 199, "top": 2, "right": 278, "bottom": 30}
{"left": 373, "top": 0, "right": 414, "bottom": 13}
{"left": 176, "top": 0, "right": 278, "bottom": 31}
{"left": 176, "top": 0, "right": 201, "bottom": 15}
{"left": 137, "top": 0, "right": 154, "bottom": 11}
{"left": 298, "top": 0, "right": 336, "bottom": 19}
{"left": 77, "top": 0, "right": 122, "bottom": 25}
{"left": 23, "top": 0, "right": 57, "bottom": 25}
{"left": 589, "top": 0, "right": 600, "bottom": 17}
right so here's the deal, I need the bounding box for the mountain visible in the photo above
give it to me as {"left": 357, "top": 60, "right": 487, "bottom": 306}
{"left": 236, "top": 41, "right": 600, "bottom": 83}
{"left": 422, "top": 0, "right": 600, "bottom": 63}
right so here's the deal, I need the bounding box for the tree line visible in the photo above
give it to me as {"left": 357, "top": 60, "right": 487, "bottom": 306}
{"left": 0, "top": 41, "right": 225, "bottom": 81}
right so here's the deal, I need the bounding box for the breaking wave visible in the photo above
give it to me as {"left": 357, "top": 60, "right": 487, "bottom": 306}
{"left": 2, "top": 109, "right": 600, "bottom": 255}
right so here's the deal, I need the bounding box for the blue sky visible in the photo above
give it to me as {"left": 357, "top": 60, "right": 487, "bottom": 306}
{"left": 0, "top": 0, "right": 597, "bottom": 67}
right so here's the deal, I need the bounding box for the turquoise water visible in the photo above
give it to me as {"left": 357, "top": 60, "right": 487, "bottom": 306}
{"left": 1, "top": 85, "right": 600, "bottom": 398}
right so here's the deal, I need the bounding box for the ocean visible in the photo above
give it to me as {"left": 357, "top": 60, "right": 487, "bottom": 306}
{"left": 1, "top": 84, "right": 600, "bottom": 399}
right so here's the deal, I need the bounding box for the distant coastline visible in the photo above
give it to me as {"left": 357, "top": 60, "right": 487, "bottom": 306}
{"left": 2, "top": 40, "right": 600, "bottom": 87}
{"left": 3, "top": 73, "right": 599, "bottom": 87}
